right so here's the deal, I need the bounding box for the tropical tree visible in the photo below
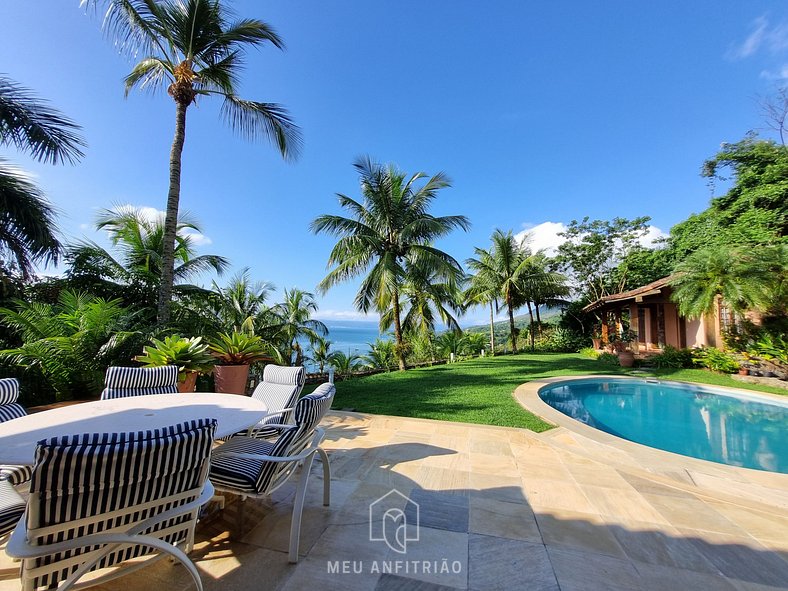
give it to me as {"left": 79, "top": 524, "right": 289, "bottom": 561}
{"left": 464, "top": 251, "right": 499, "bottom": 356}
{"left": 207, "top": 268, "right": 275, "bottom": 334}
{"left": 85, "top": 0, "right": 302, "bottom": 323}
{"left": 309, "top": 336, "right": 333, "bottom": 373}
{"left": 68, "top": 206, "right": 228, "bottom": 315}
{"left": 363, "top": 338, "right": 396, "bottom": 371}
{"left": 268, "top": 288, "right": 327, "bottom": 366}
{"left": 466, "top": 229, "right": 532, "bottom": 353}
{"left": 669, "top": 245, "right": 777, "bottom": 319}
{"left": 434, "top": 330, "right": 467, "bottom": 360}
{"left": 0, "top": 290, "right": 143, "bottom": 400}
{"left": 312, "top": 156, "right": 469, "bottom": 370}
{"left": 519, "top": 253, "right": 570, "bottom": 349}
{"left": 0, "top": 75, "right": 85, "bottom": 278}
{"left": 328, "top": 350, "right": 362, "bottom": 378}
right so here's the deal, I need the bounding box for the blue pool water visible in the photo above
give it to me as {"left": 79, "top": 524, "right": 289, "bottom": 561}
{"left": 539, "top": 379, "right": 788, "bottom": 473}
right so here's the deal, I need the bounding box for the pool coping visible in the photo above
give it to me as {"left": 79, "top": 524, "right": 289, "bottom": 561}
{"left": 514, "top": 375, "right": 788, "bottom": 511}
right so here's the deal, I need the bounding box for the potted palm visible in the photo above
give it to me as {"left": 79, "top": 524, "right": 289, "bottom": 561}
{"left": 209, "top": 331, "right": 275, "bottom": 394}
{"left": 135, "top": 335, "right": 215, "bottom": 392}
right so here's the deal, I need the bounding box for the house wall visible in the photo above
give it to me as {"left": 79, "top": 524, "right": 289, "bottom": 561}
{"left": 664, "top": 303, "right": 680, "bottom": 348}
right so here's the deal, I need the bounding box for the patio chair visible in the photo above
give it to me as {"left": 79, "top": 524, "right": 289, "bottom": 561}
{"left": 209, "top": 383, "right": 335, "bottom": 563}
{"left": 100, "top": 365, "right": 179, "bottom": 400}
{"left": 6, "top": 418, "right": 217, "bottom": 591}
{"left": 245, "top": 365, "right": 305, "bottom": 438}
{"left": 0, "top": 378, "right": 32, "bottom": 486}
{"left": 0, "top": 476, "right": 25, "bottom": 539}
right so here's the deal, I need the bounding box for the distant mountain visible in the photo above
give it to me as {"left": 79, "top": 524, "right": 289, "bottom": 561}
{"left": 464, "top": 307, "right": 561, "bottom": 335}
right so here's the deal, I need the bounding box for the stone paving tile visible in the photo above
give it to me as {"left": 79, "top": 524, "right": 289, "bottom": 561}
{"left": 395, "top": 526, "right": 469, "bottom": 589}
{"left": 631, "top": 560, "right": 739, "bottom": 591}
{"left": 642, "top": 493, "right": 746, "bottom": 535}
{"left": 406, "top": 489, "right": 469, "bottom": 533}
{"left": 468, "top": 534, "right": 558, "bottom": 591}
{"left": 468, "top": 496, "right": 541, "bottom": 542}
{"left": 546, "top": 546, "right": 644, "bottom": 591}
{"left": 375, "top": 574, "right": 463, "bottom": 591}
{"left": 535, "top": 510, "right": 627, "bottom": 559}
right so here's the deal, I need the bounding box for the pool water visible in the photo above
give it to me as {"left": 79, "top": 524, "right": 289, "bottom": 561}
{"left": 539, "top": 379, "right": 788, "bottom": 473}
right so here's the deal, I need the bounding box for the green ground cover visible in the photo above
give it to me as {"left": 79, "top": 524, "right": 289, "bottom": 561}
{"left": 318, "top": 353, "right": 785, "bottom": 431}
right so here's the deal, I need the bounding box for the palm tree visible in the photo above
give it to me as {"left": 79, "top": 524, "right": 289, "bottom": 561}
{"left": 68, "top": 206, "right": 228, "bottom": 313}
{"left": 310, "top": 337, "right": 333, "bottom": 373}
{"left": 268, "top": 288, "right": 328, "bottom": 366}
{"left": 669, "top": 245, "right": 774, "bottom": 318}
{"left": 0, "top": 76, "right": 85, "bottom": 278}
{"left": 363, "top": 338, "right": 396, "bottom": 371}
{"left": 311, "top": 156, "right": 469, "bottom": 370}
{"left": 518, "top": 254, "right": 570, "bottom": 350}
{"left": 466, "top": 230, "right": 532, "bottom": 353}
{"left": 84, "top": 0, "right": 302, "bottom": 323}
{"left": 464, "top": 257, "right": 500, "bottom": 356}
{"left": 328, "top": 350, "right": 362, "bottom": 379}
{"left": 208, "top": 268, "right": 275, "bottom": 334}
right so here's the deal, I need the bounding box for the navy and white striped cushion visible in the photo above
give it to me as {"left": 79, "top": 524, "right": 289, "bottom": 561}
{"left": 247, "top": 365, "right": 305, "bottom": 437}
{"left": 26, "top": 418, "right": 216, "bottom": 589}
{"left": 263, "top": 365, "right": 305, "bottom": 387}
{"left": 100, "top": 366, "right": 179, "bottom": 400}
{"left": 0, "top": 477, "right": 25, "bottom": 536}
{"left": 0, "top": 378, "right": 20, "bottom": 405}
{"left": 0, "top": 402, "right": 26, "bottom": 423}
{"left": 0, "top": 464, "right": 32, "bottom": 486}
{"left": 211, "top": 384, "right": 335, "bottom": 495}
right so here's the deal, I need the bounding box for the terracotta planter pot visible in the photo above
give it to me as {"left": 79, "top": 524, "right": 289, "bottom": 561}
{"left": 618, "top": 350, "right": 635, "bottom": 368}
{"left": 214, "top": 364, "right": 250, "bottom": 395}
{"left": 177, "top": 372, "right": 198, "bottom": 393}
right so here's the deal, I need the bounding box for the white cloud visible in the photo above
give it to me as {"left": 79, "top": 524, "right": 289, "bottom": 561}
{"left": 180, "top": 228, "right": 213, "bottom": 246}
{"left": 760, "top": 63, "right": 788, "bottom": 80}
{"left": 313, "top": 309, "right": 379, "bottom": 321}
{"left": 79, "top": 223, "right": 90, "bottom": 231}
{"left": 730, "top": 16, "right": 788, "bottom": 59}
{"left": 514, "top": 220, "right": 667, "bottom": 256}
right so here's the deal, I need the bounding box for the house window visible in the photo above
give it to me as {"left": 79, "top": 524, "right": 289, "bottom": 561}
{"left": 720, "top": 304, "right": 733, "bottom": 329}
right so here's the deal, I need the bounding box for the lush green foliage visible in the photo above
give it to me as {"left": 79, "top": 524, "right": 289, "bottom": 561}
{"left": 135, "top": 335, "right": 215, "bottom": 378}
{"left": 1, "top": 76, "right": 85, "bottom": 279}
{"left": 691, "top": 347, "right": 740, "bottom": 374}
{"left": 596, "top": 352, "right": 620, "bottom": 366}
{"left": 208, "top": 330, "right": 279, "bottom": 365}
{"left": 649, "top": 345, "right": 695, "bottom": 369}
{"left": 0, "top": 291, "right": 143, "bottom": 401}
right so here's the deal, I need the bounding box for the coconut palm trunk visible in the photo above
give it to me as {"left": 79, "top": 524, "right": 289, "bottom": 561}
{"left": 488, "top": 300, "right": 495, "bottom": 356}
{"left": 392, "top": 287, "right": 406, "bottom": 370}
{"left": 535, "top": 302, "right": 542, "bottom": 334}
{"left": 507, "top": 293, "right": 517, "bottom": 353}
{"left": 527, "top": 301, "right": 535, "bottom": 351}
{"left": 157, "top": 99, "right": 189, "bottom": 324}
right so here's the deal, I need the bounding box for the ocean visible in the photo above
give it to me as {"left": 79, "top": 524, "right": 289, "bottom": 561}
{"left": 298, "top": 319, "right": 386, "bottom": 371}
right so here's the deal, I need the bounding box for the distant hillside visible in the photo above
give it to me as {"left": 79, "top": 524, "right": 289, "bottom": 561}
{"left": 464, "top": 308, "right": 561, "bottom": 335}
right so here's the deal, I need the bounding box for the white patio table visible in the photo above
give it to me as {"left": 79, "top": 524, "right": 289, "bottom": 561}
{"left": 0, "top": 393, "right": 268, "bottom": 466}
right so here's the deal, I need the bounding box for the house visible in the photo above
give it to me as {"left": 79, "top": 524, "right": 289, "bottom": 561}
{"left": 582, "top": 275, "right": 729, "bottom": 352}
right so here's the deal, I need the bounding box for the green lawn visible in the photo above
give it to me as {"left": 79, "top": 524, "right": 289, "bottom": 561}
{"left": 314, "top": 353, "right": 785, "bottom": 432}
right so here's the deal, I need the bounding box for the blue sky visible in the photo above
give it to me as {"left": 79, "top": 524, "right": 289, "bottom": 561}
{"left": 2, "top": 1, "right": 787, "bottom": 326}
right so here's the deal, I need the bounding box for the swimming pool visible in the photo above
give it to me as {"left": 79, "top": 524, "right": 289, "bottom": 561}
{"left": 538, "top": 378, "right": 788, "bottom": 473}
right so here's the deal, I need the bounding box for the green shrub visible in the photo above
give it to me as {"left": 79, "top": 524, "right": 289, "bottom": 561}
{"left": 597, "top": 352, "right": 620, "bottom": 366}
{"left": 579, "top": 347, "right": 600, "bottom": 359}
{"left": 651, "top": 345, "right": 694, "bottom": 369}
{"left": 533, "top": 327, "right": 588, "bottom": 353}
{"left": 692, "top": 347, "right": 740, "bottom": 374}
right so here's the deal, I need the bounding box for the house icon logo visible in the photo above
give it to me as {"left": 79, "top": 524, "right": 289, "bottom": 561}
{"left": 369, "top": 489, "right": 419, "bottom": 554}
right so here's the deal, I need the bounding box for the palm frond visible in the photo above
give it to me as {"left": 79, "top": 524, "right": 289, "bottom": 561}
{"left": 219, "top": 95, "right": 302, "bottom": 161}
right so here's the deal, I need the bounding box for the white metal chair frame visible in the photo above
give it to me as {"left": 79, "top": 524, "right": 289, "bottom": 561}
{"left": 212, "top": 425, "right": 330, "bottom": 563}
{"left": 7, "top": 480, "right": 215, "bottom": 591}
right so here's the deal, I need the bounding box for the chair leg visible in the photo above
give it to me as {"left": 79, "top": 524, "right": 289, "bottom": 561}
{"left": 288, "top": 452, "right": 317, "bottom": 564}
{"left": 236, "top": 495, "right": 247, "bottom": 539}
{"left": 318, "top": 447, "right": 331, "bottom": 506}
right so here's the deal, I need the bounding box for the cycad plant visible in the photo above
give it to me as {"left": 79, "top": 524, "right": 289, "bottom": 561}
{"left": 84, "top": 0, "right": 301, "bottom": 323}
{"left": 312, "top": 156, "right": 469, "bottom": 370}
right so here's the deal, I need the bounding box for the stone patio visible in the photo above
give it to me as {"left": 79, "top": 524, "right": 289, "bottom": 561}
{"left": 1, "top": 410, "right": 787, "bottom": 591}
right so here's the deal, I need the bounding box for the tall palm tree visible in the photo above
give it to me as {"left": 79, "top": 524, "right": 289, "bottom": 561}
{"left": 311, "top": 156, "right": 469, "bottom": 370}
{"left": 209, "top": 268, "right": 275, "bottom": 334}
{"left": 466, "top": 230, "right": 531, "bottom": 353}
{"left": 309, "top": 337, "right": 333, "bottom": 373}
{"left": 518, "top": 253, "right": 570, "bottom": 350}
{"left": 68, "top": 206, "right": 228, "bottom": 312}
{"left": 84, "top": 0, "right": 302, "bottom": 323}
{"left": 0, "top": 76, "right": 85, "bottom": 278}
{"left": 464, "top": 256, "right": 500, "bottom": 356}
{"left": 269, "top": 288, "right": 328, "bottom": 366}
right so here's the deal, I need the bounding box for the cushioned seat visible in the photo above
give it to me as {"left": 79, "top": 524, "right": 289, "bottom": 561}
{"left": 0, "top": 378, "right": 32, "bottom": 487}
{"left": 0, "top": 478, "right": 25, "bottom": 537}
{"left": 100, "top": 365, "right": 179, "bottom": 400}
{"left": 246, "top": 365, "right": 305, "bottom": 438}
{"left": 210, "top": 437, "right": 277, "bottom": 494}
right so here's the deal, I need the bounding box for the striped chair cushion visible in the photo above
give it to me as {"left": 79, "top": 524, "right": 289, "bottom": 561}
{"left": 100, "top": 366, "right": 179, "bottom": 400}
{"left": 0, "top": 464, "right": 33, "bottom": 486}
{"left": 247, "top": 365, "right": 305, "bottom": 438}
{"left": 211, "top": 384, "right": 335, "bottom": 495}
{"left": 0, "top": 378, "right": 20, "bottom": 405}
{"left": 0, "top": 477, "right": 25, "bottom": 537}
{"left": 262, "top": 364, "right": 305, "bottom": 387}
{"left": 0, "top": 402, "right": 26, "bottom": 423}
{"left": 27, "top": 418, "right": 216, "bottom": 589}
